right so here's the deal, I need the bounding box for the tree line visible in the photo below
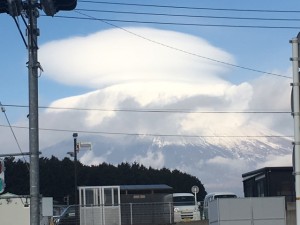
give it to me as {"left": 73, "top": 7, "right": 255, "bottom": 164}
{"left": 3, "top": 156, "right": 206, "bottom": 204}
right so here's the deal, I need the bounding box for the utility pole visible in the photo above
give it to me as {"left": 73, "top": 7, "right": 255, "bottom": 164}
{"left": 291, "top": 33, "right": 300, "bottom": 225}
{"left": 27, "top": 1, "right": 40, "bottom": 224}
{"left": 0, "top": 1, "right": 77, "bottom": 224}
{"left": 0, "top": 0, "right": 77, "bottom": 225}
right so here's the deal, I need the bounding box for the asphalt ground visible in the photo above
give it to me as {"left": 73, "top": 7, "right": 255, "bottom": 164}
{"left": 176, "top": 220, "right": 208, "bottom": 225}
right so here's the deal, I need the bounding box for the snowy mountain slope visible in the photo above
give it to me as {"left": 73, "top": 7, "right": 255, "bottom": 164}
{"left": 42, "top": 134, "right": 292, "bottom": 197}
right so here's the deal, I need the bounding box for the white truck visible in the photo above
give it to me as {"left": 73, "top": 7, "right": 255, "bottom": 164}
{"left": 203, "top": 192, "right": 237, "bottom": 220}
{"left": 172, "top": 193, "right": 200, "bottom": 222}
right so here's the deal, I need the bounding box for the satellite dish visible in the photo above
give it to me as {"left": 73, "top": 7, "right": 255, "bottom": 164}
{"left": 191, "top": 185, "right": 199, "bottom": 194}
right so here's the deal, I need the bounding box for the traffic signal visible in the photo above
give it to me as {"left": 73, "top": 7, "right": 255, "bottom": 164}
{"left": 41, "top": 0, "right": 77, "bottom": 16}
{"left": 0, "top": 0, "right": 8, "bottom": 14}
{"left": 0, "top": 159, "right": 5, "bottom": 194}
{"left": 0, "top": 0, "right": 22, "bottom": 16}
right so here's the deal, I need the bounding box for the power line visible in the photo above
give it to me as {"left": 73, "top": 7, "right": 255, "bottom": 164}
{"left": 2, "top": 104, "right": 292, "bottom": 114}
{"left": 78, "top": 1, "right": 300, "bottom": 14}
{"left": 12, "top": 16, "right": 28, "bottom": 48}
{"left": 0, "top": 124, "right": 293, "bottom": 139}
{"left": 76, "top": 8, "right": 300, "bottom": 22}
{"left": 55, "top": 12, "right": 291, "bottom": 79}
{"left": 57, "top": 14, "right": 300, "bottom": 30}
{"left": 0, "top": 103, "right": 29, "bottom": 166}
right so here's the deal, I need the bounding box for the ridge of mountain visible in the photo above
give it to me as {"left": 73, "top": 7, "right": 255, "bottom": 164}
{"left": 42, "top": 134, "right": 292, "bottom": 197}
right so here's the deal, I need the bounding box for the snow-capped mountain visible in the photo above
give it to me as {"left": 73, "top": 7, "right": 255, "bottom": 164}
{"left": 42, "top": 133, "right": 293, "bottom": 197}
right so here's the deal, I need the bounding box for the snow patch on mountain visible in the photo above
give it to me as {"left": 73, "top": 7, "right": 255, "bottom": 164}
{"left": 42, "top": 132, "right": 292, "bottom": 197}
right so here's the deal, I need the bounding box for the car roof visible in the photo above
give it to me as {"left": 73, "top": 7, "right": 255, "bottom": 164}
{"left": 173, "top": 193, "right": 194, "bottom": 197}
{"left": 204, "top": 192, "right": 236, "bottom": 198}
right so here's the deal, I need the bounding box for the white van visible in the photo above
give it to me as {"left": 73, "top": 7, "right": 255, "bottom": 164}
{"left": 203, "top": 192, "right": 237, "bottom": 219}
{"left": 173, "top": 193, "right": 201, "bottom": 222}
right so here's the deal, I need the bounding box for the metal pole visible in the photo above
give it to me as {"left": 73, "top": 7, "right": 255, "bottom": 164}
{"left": 27, "top": 1, "right": 40, "bottom": 225}
{"left": 130, "top": 203, "right": 133, "bottom": 225}
{"left": 73, "top": 133, "right": 78, "bottom": 205}
{"left": 73, "top": 133, "right": 78, "bottom": 225}
{"left": 291, "top": 33, "right": 300, "bottom": 225}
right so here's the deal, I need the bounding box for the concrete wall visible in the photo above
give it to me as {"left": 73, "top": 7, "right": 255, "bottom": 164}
{"left": 208, "top": 197, "right": 286, "bottom": 225}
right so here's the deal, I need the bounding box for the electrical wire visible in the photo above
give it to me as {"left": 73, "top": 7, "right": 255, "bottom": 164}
{"left": 20, "top": 12, "right": 38, "bottom": 50}
{"left": 57, "top": 14, "right": 300, "bottom": 30}
{"left": 1, "top": 104, "right": 292, "bottom": 114}
{"left": 77, "top": 1, "right": 300, "bottom": 14}
{"left": 76, "top": 8, "right": 300, "bottom": 22}
{"left": 12, "top": 16, "right": 28, "bottom": 48}
{"left": 0, "top": 124, "right": 293, "bottom": 139}
{"left": 56, "top": 11, "right": 291, "bottom": 79}
{"left": 0, "top": 103, "right": 29, "bottom": 167}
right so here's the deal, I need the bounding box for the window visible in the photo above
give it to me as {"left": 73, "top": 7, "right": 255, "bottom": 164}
{"left": 85, "top": 189, "right": 94, "bottom": 206}
{"left": 173, "top": 196, "right": 194, "bottom": 206}
{"left": 257, "top": 180, "right": 265, "bottom": 197}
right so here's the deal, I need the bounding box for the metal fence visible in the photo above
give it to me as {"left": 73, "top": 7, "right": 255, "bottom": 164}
{"left": 55, "top": 202, "right": 174, "bottom": 225}
{"left": 121, "top": 202, "right": 173, "bottom": 225}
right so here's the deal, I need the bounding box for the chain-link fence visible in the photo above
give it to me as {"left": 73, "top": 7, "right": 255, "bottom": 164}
{"left": 121, "top": 202, "right": 173, "bottom": 225}
{"left": 55, "top": 202, "right": 174, "bottom": 225}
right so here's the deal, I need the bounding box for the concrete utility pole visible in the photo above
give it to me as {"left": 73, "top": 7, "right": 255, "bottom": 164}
{"left": 27, "top": 1, "right": 40, "bottom": 225}
{"left": 0, "top": 1, "right": 76, "bottom": 224}
{"left": 291, "top": 33, "right": 300, "bottom": 225}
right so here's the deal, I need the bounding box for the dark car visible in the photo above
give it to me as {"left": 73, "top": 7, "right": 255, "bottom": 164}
{"left": 55, "top": 205, "right": 79, "bottom": 225}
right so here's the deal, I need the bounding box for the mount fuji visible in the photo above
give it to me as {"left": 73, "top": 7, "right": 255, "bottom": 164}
{"left": 42, "top": 131, "right": 292, "bottom": 197}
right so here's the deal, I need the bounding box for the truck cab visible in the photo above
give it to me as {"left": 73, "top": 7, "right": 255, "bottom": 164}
{"left": 172, "top": 193, "right": 200, "bottom": 222}
{"left": 203, "top": 192, "right": 237, "bottom": 220}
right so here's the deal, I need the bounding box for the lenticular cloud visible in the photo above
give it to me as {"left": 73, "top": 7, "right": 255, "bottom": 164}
{"left": 39, "top": 27, "right": 234, "bottom": 88}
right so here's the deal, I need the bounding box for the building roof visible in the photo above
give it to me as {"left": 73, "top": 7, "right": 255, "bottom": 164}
{"left": 120, "top": 184, "right": 173, "bottom": 191}
{"left": 242, "top": 166, "right": 293, "bottom": 180}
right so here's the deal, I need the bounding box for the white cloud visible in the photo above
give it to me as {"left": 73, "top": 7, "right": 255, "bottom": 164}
{"left": 257, "top": 154, "right": 292, "bottom": 168}
{"left": 207, "top": 156, "right": 250, "bottom": 172}
{"left": 248, "top": 71, "right": 293, "bottom": 135}
{"left": 131, "top": 150, "right": 165, "bottom": 169}
{"left": 35, "top": 27, "right": 294, "bottom": 152}
{"left": 39, "top": 27, "right": 234, "bottom": 88}
{"left": 80, "top": 151, "right": 107, "bottom": 166}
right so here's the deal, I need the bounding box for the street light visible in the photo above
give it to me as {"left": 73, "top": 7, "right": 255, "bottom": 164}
{"left": 67, "top": 134, "right": 92, "bottom": 205}
{"left": 73, "top": 133, "right": 78, "bottom": 206}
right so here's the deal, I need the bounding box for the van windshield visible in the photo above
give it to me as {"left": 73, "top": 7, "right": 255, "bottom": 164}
{"left": 214, "top": 195, "right": 237, "bottom": 199}
{"left": 173, "top": 196, "right": 195, "bottom": 206}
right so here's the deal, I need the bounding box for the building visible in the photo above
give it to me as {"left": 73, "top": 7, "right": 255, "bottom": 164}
{"left": 120, "top": 184, "right": 173, "bottom": 225}
{"left": 78, "top": 184, "right": 174, "bottom": 225}
{"left": 242, "top": 167, "right": 296, "bottom": 225}
{"left": 242, "top": 166, "right": 295, "bottom": 202}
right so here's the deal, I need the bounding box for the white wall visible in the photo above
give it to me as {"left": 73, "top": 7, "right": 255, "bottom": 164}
{"left": 0, "top": 194, "right": 30, "bottom": 225}
{"left": 208, "top": 197, "right": 286, "bottom": 225}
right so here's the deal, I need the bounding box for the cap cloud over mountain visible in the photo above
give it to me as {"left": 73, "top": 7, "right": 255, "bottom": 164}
{"left": 40, "top": 82, "right": 293, "bottom": 196}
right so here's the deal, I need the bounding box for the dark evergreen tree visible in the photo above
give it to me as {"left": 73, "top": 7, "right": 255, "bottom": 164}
{"left": 4, "top": 156, "right": 206, "bottom": 204}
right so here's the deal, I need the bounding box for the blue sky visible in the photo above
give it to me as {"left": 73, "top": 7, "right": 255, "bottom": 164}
{"left": 0, "top": 0, "right": 298, "bottom": 108}
{"left": 0, "top": 0, "right": 298, "bottom": 193}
